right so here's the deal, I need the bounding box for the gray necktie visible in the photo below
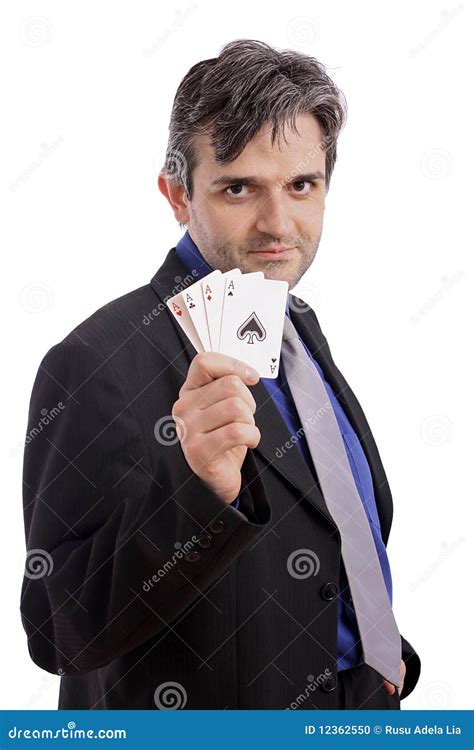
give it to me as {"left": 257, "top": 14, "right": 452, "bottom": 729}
{"left": 281, "top": 314, "right": 401, "bottom": 687}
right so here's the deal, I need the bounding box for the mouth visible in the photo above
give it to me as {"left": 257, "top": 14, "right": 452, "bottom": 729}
{"left": 249, "top": 247, "right": 296, "bottom": 260}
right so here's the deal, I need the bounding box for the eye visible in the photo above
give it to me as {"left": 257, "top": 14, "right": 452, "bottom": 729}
{"left": 225, "top": 184, "right": 250, "bottom": 197}
{"left": 291, "top": 180, "right": 315, "bottom": 194}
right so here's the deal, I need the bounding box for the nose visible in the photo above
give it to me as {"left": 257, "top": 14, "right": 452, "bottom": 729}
{"left": 254, "top": 192, "right": 295, "bottom": 239}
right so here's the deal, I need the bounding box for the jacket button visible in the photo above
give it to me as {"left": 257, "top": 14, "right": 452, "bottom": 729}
{"left": 184, "top": 550, "right": 201, "bottom": 563}
{"left": 321, "top": 582, "right": 338, "bottom": 601}
{"left": 321, "top": 672, "right": 337, "bottom": 692}
{"left": 197, "top": 533, "right": 212, "bottom": 548}
{"left": 209, "top": 520, "right": 224, "bottom": 534}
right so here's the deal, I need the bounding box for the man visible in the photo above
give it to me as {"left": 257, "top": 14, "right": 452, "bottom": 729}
{"left": 21, "top": 39, "right": 420, "bottom": 709}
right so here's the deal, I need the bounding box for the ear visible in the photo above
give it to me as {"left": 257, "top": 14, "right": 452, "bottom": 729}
{"left": 158, "top": 171, "right": 190, "bottom": 224}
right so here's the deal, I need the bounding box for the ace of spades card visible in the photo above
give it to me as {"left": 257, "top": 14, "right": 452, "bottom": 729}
{"left": 218, "top": 271, "right": 288, "bottom": 378}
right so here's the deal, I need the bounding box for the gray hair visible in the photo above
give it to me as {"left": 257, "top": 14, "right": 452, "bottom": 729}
{"left": 163, "top": 39, "right": 347, "bottom": 199}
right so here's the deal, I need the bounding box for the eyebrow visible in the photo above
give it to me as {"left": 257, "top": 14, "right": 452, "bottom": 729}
{"left": 210, "top": 171, "right": 325, "bottom": 188}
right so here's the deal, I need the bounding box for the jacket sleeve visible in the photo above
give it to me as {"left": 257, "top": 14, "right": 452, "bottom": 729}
{"left": 400, "top": 634, "right": 421, "bottom": 699}
{"left": 20, "top": 338, "right": 271, "bottom": 676}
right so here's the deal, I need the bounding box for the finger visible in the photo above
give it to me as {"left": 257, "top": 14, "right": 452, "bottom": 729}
{"left": 181, "top": 374, "right": 257, "bottom": 414}
{"left": 383, "top": 680, "right": 395, "bottom": 695}
{"left": 190, "top": 397, "right": 255, "bottom": 434}
{"left": 180, "top": 352, "right": 259, "bottom": 393}
{"left": 198, "top": 422, "right": 261, "bottom": 460}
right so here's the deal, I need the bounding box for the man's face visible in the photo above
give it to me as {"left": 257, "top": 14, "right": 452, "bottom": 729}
{"left": 166, "top": 113, "right": 327, "bottom": 291}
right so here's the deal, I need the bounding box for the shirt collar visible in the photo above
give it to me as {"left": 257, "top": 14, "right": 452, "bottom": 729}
{"left": 175, "top": 230, "right": 290, "bottom": 316}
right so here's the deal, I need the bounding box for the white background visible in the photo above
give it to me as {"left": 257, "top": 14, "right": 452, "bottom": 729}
{"left": 1, "top": 0, "right": 471, "bottom": 711}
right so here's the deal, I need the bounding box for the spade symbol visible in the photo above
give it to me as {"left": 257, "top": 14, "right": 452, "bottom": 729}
{"left": 237, "top": 312, "right": 266, "bottom": 345}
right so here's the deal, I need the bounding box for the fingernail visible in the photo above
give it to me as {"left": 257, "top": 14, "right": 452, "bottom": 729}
{"left": 245, "top": 367, "right": 259, "bottom": 381}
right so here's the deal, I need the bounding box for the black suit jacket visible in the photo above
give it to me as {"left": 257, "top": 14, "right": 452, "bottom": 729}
{"left": 21, "top": 247, "right": 421, "bottom": 709}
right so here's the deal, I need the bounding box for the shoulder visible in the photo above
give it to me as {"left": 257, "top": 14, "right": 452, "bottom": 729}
{"left": 48, "top": 277, "right": 175, "bottom": 357}
{"left": 60, "top": 283, "right": 159, "bottom": 353}
{"left": 35, "top": 280, "right": 176, "bottom": 397}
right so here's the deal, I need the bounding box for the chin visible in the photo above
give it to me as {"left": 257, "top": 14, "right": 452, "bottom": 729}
{"left": 263, "top": 262, "right": 299, "bottom": 283}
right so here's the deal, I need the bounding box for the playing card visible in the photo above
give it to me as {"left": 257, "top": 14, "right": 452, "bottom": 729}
{"left": 182, "top": 278, "right": 212, "bottom": 351}
{"left": 218, "top": 272, "right": 288, "bottom": 378}
{"left": 166, "top": 291, "right": 204, "bottom": 353}
{"left": 216, "top": 271, "right": 264, "bottom": 351}
{"left": 201, "top": 269, "right": 235, "bottom": 351}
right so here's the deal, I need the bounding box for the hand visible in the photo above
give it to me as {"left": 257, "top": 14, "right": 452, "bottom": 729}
{"left": 172, "top": 352, "right": 261, "bottom": 504}
{"left": 383, "top": 659, "right": 406, "bottom": 696}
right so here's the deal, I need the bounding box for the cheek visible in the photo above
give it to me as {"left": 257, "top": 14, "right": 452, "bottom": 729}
{"left": 303, "top": 196, "right": 325, "bottom": 218}
{"left": 205, "top": 200, "right": 238, "bottom": 226}
{"left": 211, "top": 205, "right": 256, "bottom": 242}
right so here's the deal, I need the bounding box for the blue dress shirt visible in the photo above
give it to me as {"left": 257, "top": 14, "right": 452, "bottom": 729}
{"left": 174, "top": 230, "right": 394, "bottom": 672}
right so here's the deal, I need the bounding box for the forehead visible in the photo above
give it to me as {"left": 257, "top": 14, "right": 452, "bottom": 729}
{"left": 193, "top": 112, "right": 326, "bottom": 179}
